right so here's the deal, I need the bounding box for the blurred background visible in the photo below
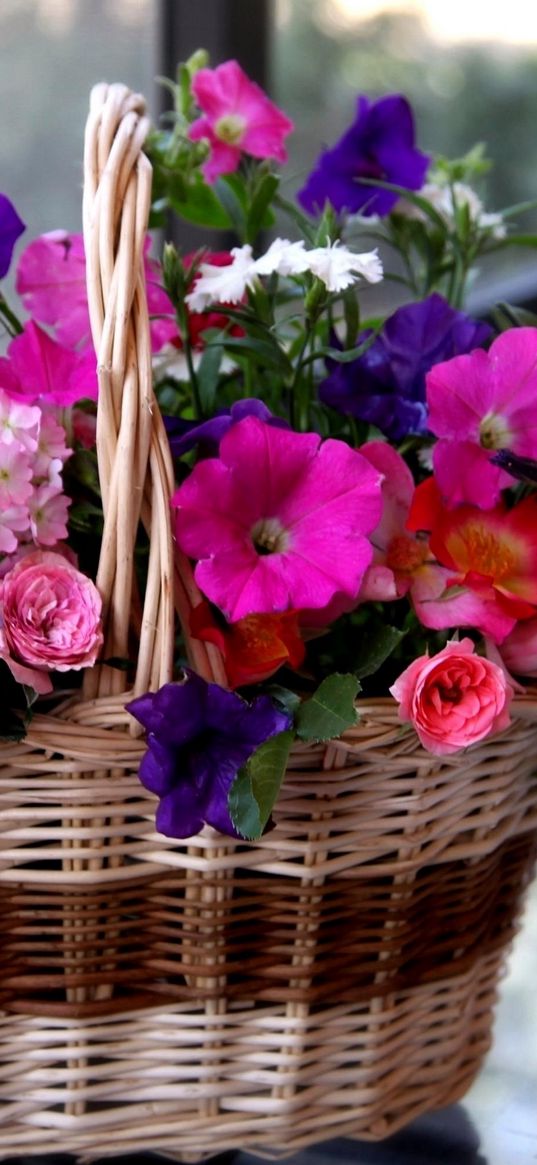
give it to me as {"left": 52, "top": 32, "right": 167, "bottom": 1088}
{"left": 4, "top": 0, "right": 537, "bottom": 304}
{"left": 1, "top": 2, "right": 536, "bottom": 1161}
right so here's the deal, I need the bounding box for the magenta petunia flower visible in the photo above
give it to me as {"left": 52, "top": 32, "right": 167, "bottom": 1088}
{"left": 427, "top": 327, "right": 537, "bottom": 507}
{"left": 189, "top": 60, "right": 294, "bottom": 183}
{"left": 0, "top": 322, "right": 97, "bottom": 407}
{"left": 16, "top": 232, "right": 177, "bottom": 353}
{"left": 173, "top": 416, "right": 383, "bottom": 623}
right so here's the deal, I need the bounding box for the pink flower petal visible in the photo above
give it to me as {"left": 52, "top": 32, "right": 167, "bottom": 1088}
{"left": 4, "top": 322, "right": 97, "bottom": 406}
{"left": 410, "top": 562, "right": 516, "bottom": 642}
{"left": 433, "top": 439, "right": 508, "bottom": 508}
{"left": 16, "top": 230, "right": 90, "bottom": 349}
{"left": 174, "top": 417, "right": 382, "bottom": 622}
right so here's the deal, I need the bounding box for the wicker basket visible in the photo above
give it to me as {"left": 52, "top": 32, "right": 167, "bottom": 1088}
{"left": 0, "top": 84, "right": 536, "bottom": 1164}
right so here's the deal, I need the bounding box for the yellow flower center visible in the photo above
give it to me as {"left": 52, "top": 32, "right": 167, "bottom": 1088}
{"left": 214, "top": 113, "right": 247, "bottom": 145}
{"left": 479, "top": 411, "right": 513, "bottom": 450}
{"left": 457, "top": 523, "right": 516, "bottom": 580}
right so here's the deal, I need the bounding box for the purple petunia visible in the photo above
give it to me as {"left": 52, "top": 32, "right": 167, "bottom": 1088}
{"left": 318, "top": 293, "right": 492, "bottom": 441}
{"left": 0, "top": 195, "right": 25, "bottom": 278}
{"left": 127, "top": 670, "right": 291, "bottom": 838}
{"left": 297, "top": 94, "right": 430, "bottom": 218}
{"left": 164, "top": 397, "right": 288, "bottom": 458}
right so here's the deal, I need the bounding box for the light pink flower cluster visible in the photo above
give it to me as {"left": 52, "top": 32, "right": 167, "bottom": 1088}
{"left": 0, "top": 550, "right": 103, "bottom": 694}
{"left": 0, "top": 388, "right": 71, "bottom": 558}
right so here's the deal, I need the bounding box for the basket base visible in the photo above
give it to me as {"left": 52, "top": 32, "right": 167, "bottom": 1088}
{"left": 0, "top": 948, "right": 502, "bottom": 1163}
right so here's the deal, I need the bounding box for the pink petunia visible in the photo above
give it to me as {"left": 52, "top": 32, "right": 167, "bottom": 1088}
{"left": 189, "top": 60, "right": 294, "bottom": 183}
{"left": 426, "top": 327, "right": 537, "bottom": 507}
{"left": 173, "top": 416, "right": 382, "bottom": 622}
{"left": 16, "top": 232, "right": 178, "bottom": 354}
{"left": 15, "top": 231, "right": 90, "bottom": 349}
{"left": 0, "top": 322, "right": 98, "bottom": 407}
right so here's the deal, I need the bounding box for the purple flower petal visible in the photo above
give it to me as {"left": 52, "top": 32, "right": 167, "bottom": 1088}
{"left": 0, "top": 195, "right": 25, "bottom": 278}
{"left": 319, "top": 294, "right": 492, "bottom": 440}
{"left": 298, "top": 94, "right": 430, "bottom": 218}
{"left": 128, "top": 673, "right": 291, "bottom": 839}
{"left": 165, "top": 398, "right": 287, "bottom": 458}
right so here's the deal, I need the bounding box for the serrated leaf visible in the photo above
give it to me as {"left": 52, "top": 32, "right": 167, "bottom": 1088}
{"left": 228, "top": 729, "right": 294, "bottom": 840}
{"left": 351, "top": 625, "right": 406, "bottom": 681}
{"left": 295, "top": 674, "right": 360, "bottom": 743}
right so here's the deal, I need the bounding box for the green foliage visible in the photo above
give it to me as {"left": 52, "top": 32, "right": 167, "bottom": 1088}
{"left": 229, "top": 730, "right": 294, "bottom": 839}
{"left": 295, "top": 674, "right": 360, "bottom": 743}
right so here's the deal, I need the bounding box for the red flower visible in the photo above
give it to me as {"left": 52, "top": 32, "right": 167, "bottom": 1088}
{"left": 190, "top": 601, "right": 305, "bottom": 689}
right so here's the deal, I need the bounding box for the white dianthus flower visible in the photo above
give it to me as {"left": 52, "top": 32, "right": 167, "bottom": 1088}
{"left": 304, "top": 241, "right": 384, "bottom": 292}
{"left": 254, "top": 237, "right": 310, "bottom": 276}
{"left": 185, "top": 244, "right": 259, "bottom": 311}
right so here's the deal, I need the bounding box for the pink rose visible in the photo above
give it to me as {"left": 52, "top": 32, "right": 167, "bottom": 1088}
{"left": 0, "top": 550, "right": 103, "bottom": 691}
{"left": 390, "top": 638, "right": 513, "bottom": 756}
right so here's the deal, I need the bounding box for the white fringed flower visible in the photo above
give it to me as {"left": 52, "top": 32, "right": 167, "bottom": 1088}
{"left": 254, "top": 237, "right": 310, "bottom": 276}
{"left": 185, "top": 238, "right": 383, "bottom": 310}
{"left": 185, "top": 244, "right": 259, "bottom": 311}
{"left": 399, "top": 181, "right": 506, "bottom": 240}
{"left": 304, "top": 241, "right": 384, "bottom": 292}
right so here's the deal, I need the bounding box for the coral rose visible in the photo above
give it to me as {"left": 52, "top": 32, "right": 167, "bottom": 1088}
{"left": 390, "top": 638, "right": 513, "bottom": 756}
{"left": 0, "top": 550, "right": 102, "bottom": 692}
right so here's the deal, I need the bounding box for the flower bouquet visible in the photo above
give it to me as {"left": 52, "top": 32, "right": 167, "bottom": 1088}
{"left": 0, "top": 55, "right": 537, "bottom": 1162}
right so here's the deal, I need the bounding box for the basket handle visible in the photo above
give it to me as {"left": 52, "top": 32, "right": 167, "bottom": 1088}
{"left": 82, "top": 83, "right": 226, "bottom": 700}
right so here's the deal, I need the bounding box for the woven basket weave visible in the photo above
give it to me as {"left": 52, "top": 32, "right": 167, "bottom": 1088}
{"left": 0, "top": 84, "right": 536, "bottom": 1164}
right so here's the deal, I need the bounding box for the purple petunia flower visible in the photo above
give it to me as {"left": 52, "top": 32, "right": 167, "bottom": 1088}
{"left": 297, "top": 95, "right": 430, "bottom": 218}
{"left": 164, "top": 397, "right": 288, "bottom": 458}
{"left": 127, "top": 670, "right": 291, "bottom": 838}
{"left": 318, "top": 293, "right": 492, "bottom": 441}
{"left": 0, "top": 194, "right": 25, "bottom": 278}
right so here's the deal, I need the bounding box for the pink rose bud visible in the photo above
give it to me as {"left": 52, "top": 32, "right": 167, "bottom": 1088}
{"left": 0, "top": 550, "right": 103, "bottom": 686}
{"left": 390, "top": 637, "right": 513, "bottom": 756}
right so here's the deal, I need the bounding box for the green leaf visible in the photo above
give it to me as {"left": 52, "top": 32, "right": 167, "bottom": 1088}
{"left": 264, "top": 685, "right": 302, "bottom": 719}
{"left": 491, "top": 301, "right": 537, "bottom": 331}
{"left": 168, "top": 175, "right": 230, "bottom": 229}
{"left": 228, "top": 729, "right": 294, "bottom": 840}
{"left": 351, "top": 625, "right": 406, "bottom": 681}
{"left": 215, "top": 174, "right": 247, "bottom": 238}
{"left": 342, "top": 287, "right": 360, "bottom": 349}
{"left": 217, "top": 334, "right": 293, "bottom": 375}
{"left": 246, "top": 172, "right": 279, "bottom": 242}
{"left": 295, "top": 673, "right": 360, "bottom": 743}
{"left": 196, "top": 343, "right": 223, "bottom": 414}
